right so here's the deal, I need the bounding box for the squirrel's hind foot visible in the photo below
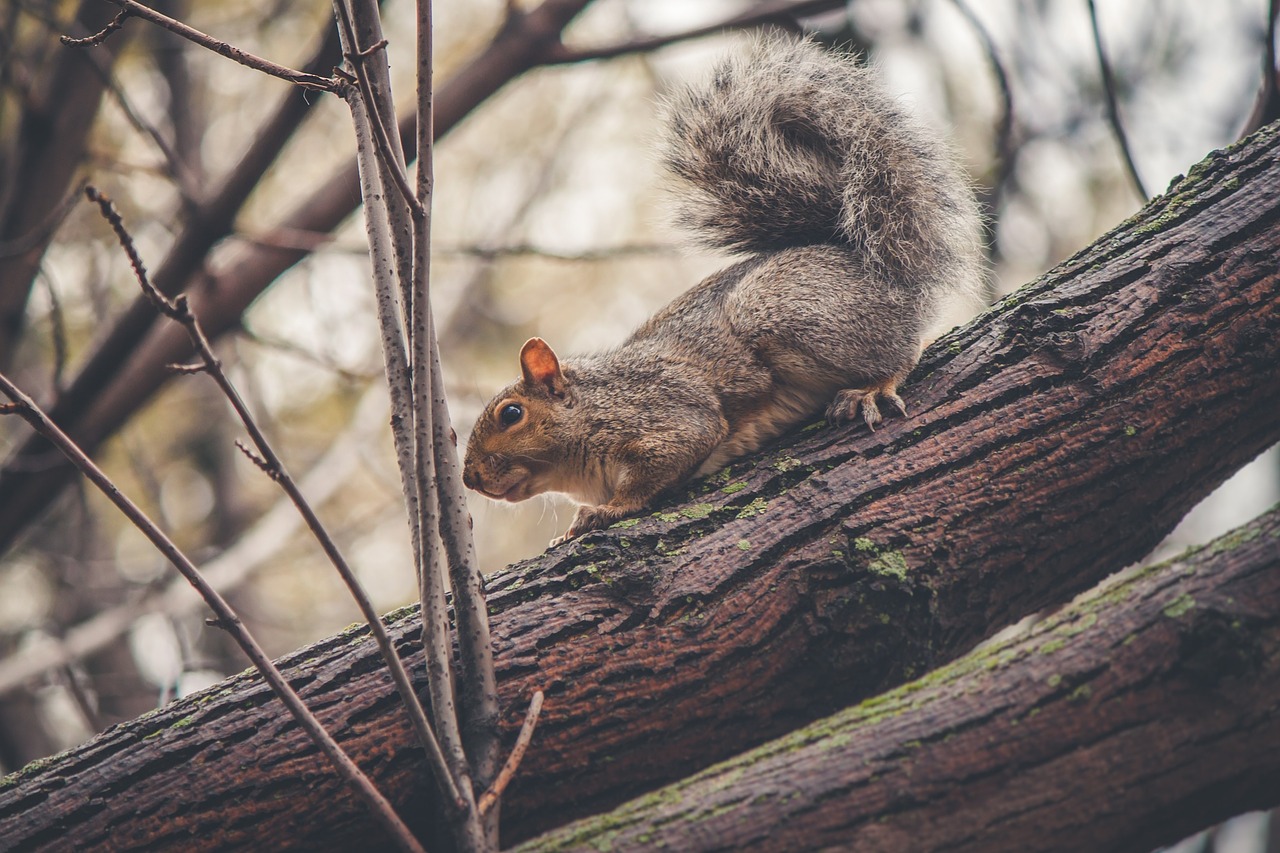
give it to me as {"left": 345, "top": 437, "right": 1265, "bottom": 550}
{"left": 827, "top": 382, "right": 908, "bottom": 431}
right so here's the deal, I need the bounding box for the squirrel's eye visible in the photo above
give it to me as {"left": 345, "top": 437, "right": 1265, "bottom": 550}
{"left": 498, "top": 403, "right": 524, "bottom": 428}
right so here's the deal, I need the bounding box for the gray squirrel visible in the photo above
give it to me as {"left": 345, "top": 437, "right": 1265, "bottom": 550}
{"left": 462, "top": 36, "right": 985, "bottom": 545}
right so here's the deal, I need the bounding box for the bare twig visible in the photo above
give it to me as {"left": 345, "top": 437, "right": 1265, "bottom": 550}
{"left": 82, "top": 185, "right": 465, "bottom": 817}
{"left": 60, "top": 663, "right": 104, "bottom": 733}
{"left": 540, "top": 0, "right": 843, "bottom": 64}
{"left": 478, "top": 690, "right": 544, "bottom": 816}
{"left": 97, "top": 0, "right": 339, "bottom": 92}
{"left": 948, "top": 0, "right": 1014, "bottom": 189}
{"left": 1085, "top": 0, "right": 1148, "bottom": 201}
{"left": 0, "top": 374, "right": 424, "bottom": 853}
{"left": 438, "top": 242, "right": 670, "bottom": 261}
{"left": 60, "top": 8, "right": 131, "bottom": 47}
{"left": 408, "top": 3, "right": 492, "bottom": 846}
{"left": 413, "top": 6, "right": 500, "bottom": 827}
{"left": 38, "top": 270, "right": 68, "bottom": 394}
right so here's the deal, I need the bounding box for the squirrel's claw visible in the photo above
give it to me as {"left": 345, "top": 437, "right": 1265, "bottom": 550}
{"left": 827, "top": 383, "right": 908, "bottom": 431}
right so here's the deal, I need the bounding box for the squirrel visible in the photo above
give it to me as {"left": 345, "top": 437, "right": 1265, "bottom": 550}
{"left": 462, "top": 36, "right": 984, "bottom": 546}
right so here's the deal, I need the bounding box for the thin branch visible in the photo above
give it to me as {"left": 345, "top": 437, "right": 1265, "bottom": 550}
{"left": 438, "top": 242, "right": 671, "bottom": 261}
{"left": 392, "top": 0, "right": 490, "bottom": 843}
{"left": 1086, "top": 0, "right": 1148, "bottom": 201}
{"left": 38, "top": 269, "right": 68, "bottom": 395}
{"left": 0, "top": 374, "right": 425, "bottom": 853}
{"left": 82, "top": 185, "right": 465, "bottom": 816}
{"left": 337, "top": 0, "right": 418, "bottom": 349}
{"left": 540, "top": 0, "right": 844, "bottom": 64}
{"left": 59, "top": 8, "right": 131, "bottom": 47}
{"left": 96, "top": 0, "right": 339, "bottom": 92}
{"left": 415, "top": 4, "right": 500, "bottom": 824}
{"left": 478, "top": 690, "right": 544, "bottom": 817}
{"left": 948, "top": 0, "right": 1014, "bottom": 189}
{"left": 1241, "top": 0, "right": 1280, "bottom": 137}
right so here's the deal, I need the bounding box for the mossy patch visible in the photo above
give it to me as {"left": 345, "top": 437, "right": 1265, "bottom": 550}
{"left": 868, "top": 551, "right": 908, "bottom": 582}
{"left": 1163, "top": 594, "right": 1195, "bottom": 618}
{"left": 737, "top": 539, "right": 752, "bottom": 551}
{"left": 735, "top": 498, "right": 768, "bottom": 519}
{"left": 774, "top": 456, "right": 804, "bottom": 472}
{"left": 681, "top": 503, "right": 716, "bottom": 520}
{"left": 1039, "top": 638, "right": 1065, "bottom": 655}
{"left": 721, "top": 481, "right": 748, "bottom": 495}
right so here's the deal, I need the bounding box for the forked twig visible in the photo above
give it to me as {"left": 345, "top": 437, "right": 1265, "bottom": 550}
{"left": 478, "top": 690, "right": 544, "bottom": 816}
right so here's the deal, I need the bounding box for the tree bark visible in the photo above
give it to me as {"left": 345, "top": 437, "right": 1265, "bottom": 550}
{"left": 0, "top": 121, "right": 1278, "bottom": 851}
{"left": 517, "top": 507, "right": 1280, "bottom": 853}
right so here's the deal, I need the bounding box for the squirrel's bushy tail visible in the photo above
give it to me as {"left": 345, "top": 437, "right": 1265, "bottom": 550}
{"left": 666, "top": 36, "right": 984, "bottom": 304}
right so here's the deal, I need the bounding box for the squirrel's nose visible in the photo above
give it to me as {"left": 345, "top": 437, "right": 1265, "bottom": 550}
{"left": 462, "top": 467, "right": 478, "bottom": 491}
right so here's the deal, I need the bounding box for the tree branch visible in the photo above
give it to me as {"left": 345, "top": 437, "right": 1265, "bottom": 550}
{"left": 518, "top": 506, "right": 1280, "bottom": 852}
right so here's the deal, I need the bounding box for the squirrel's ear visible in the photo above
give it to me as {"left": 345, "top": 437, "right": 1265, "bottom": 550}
{"left": 520, "top": 337, "right": 567, "bottom": 399}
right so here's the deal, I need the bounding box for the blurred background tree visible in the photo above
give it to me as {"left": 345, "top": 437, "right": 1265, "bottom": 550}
{"left": 0, "top": 0, "right": 1276, "bottom": 848}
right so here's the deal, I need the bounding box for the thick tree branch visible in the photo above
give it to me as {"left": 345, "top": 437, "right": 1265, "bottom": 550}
{"left": 0, "top": 122, "right": 1276, "bottom": 850}
{"left": 519, "top": 507, "right": 1280, "bottom": 852}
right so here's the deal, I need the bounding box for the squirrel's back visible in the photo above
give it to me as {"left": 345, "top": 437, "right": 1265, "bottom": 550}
{"left": 665, "top": 36, "right": 984, "bottom": 317}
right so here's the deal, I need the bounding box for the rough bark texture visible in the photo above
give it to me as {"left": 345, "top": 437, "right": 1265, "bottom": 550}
{"left": 0, "top": 122, "right": 1278, "bottom": 851}
{"left": 518, "top": 508, "right": 1280, "bottom": 853}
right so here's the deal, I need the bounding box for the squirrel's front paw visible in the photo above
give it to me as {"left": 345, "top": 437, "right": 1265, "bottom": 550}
{"left": 548, "top": 504, "right": 629, "bottom": 548}
{"left": 827, "top": 384, "right": 908, "bottom": 430}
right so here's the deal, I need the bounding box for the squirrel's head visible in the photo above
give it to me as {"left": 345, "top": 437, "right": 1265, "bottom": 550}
{"left": 462, "top": 337, "right": 576, "bottom": 504}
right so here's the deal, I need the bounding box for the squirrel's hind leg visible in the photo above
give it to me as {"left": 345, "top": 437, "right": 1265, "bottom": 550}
{"left": 827, "top": 374, "right": 909, "bottom": 430}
